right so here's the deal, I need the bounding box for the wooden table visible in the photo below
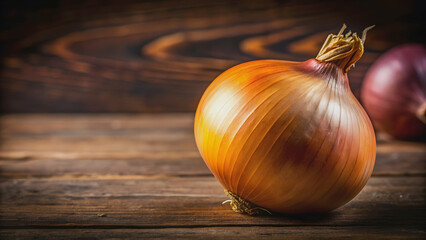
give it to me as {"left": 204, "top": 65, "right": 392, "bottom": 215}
{"left": 0, "top": 114, "right": 424, "bottom": 239}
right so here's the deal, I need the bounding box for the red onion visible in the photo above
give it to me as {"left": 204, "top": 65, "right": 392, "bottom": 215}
{"left": 361, "top": 44, "right": 426, "bottom": 139}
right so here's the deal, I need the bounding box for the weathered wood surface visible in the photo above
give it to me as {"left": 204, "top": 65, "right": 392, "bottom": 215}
{"left": 1, "top": 0, "right": 425, "bottom": 113}
{"left": 0, "top": 227, "right": 424, "bottom": 240}
{"left": 0, "top": 177, "right": 424, "bottom": 227}
{"left": 0, "top": 114, "right": 425, "bottom": 239}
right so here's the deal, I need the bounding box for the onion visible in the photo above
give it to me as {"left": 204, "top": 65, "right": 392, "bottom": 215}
{"left": 194, "top": 25, "right": 376, "bottom": 214}
{"left": 361, "top": 44, "right": 426, "bottom": 139}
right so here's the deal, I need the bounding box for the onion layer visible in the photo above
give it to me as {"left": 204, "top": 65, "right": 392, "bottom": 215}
{"left": 194, "top": 25, "right": 376, "bottom": 214}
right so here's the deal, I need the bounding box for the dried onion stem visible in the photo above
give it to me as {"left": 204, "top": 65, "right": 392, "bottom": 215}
{"left": 316, "top": 24, "right": 374, "bottom": 72}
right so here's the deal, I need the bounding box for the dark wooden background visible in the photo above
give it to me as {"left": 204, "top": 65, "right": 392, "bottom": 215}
{"left": 1, "top": 0, "right": 425, "bottom": 113}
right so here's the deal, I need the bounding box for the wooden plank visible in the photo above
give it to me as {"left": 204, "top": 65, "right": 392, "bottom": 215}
{"left": 0, "top": 115, "right": 196, "bottom": 155}
{"left": 0, "top": 157, "right": 209, "bottom": 178}
{"left": 374, "top": 151, "right": 426, "bottom": 176}
{"left": 0, "top": 131, "right": 197, "bottom": 154}
{"left": 0, "top": 149, "right": 424, "bottom": 178}
{"left": 1, "top": 0, "right": 424, "bottom": 112}
{"left": 1, "top": 227, "right": 424, "bottom": 240}
{"left": 0, "top": 176, "right": 424, "bottom": 228}
{"left": 1, "top": 114, "right": 425, "bottom": 176}
{"left": 0, "top": 114, "right": 194, "bottom": 133}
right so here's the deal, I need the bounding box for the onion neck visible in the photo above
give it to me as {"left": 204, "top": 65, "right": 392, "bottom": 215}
{"left": 315, "top": 24, "right": 374, "bottom": 73}
{"left": 301, "top": 59, "right": 349, "bottom": 90}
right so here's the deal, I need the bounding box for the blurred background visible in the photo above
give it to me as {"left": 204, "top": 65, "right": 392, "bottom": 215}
{"left": 1, "top": 0, "right": 425, "bottom": 113}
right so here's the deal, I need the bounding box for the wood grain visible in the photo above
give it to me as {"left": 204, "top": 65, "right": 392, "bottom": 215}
{"left": 0, "top": 114, "right": 425, "bottom": 239}
{"left": 0, "top": 150, "right": 424, "bottom": 178}
{"left": 0, "top": 114, "right": 425, "bottom": 177}
{"left": 0, "top": 177, "right": 424, "bottom": 228}
{"left": 1, "top": 227, "right": 424, "bottom": 240}
{"left": 1, "top": 0, "right": 425, "bottom": 112}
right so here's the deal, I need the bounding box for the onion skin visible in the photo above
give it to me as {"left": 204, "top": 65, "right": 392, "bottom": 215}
{"left": 194, "top": 26, "right": 376, "bottom": 214}
{"left": 361, "top": 44, "right": 426, "bottom": 139}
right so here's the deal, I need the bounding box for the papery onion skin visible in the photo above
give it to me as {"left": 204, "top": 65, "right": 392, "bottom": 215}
{"left": 361, "top": 44, "right": 426, "bottom": 139}
{"left": 194, "top": 26, "right": 376, "bottom": 214}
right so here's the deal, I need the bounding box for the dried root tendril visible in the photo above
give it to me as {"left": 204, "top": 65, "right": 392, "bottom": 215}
{"left": 223, "top": 190, "right": 272, "bottom": 216}
{"left": 316, "top": 24, "right": 374, "bottom": 72}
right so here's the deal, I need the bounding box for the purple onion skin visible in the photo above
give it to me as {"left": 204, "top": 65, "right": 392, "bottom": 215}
{"left": 361, "top": 44, "right": 426, "bottom": 139}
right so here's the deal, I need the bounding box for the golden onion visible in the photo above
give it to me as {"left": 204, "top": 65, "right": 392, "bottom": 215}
{"left": 194, "top": 25, "right": 376, "bottom": 214}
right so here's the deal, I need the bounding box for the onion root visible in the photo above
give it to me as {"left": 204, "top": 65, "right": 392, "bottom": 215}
{"left": 224, "top": 190, "right": 272, "bottom": 216}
